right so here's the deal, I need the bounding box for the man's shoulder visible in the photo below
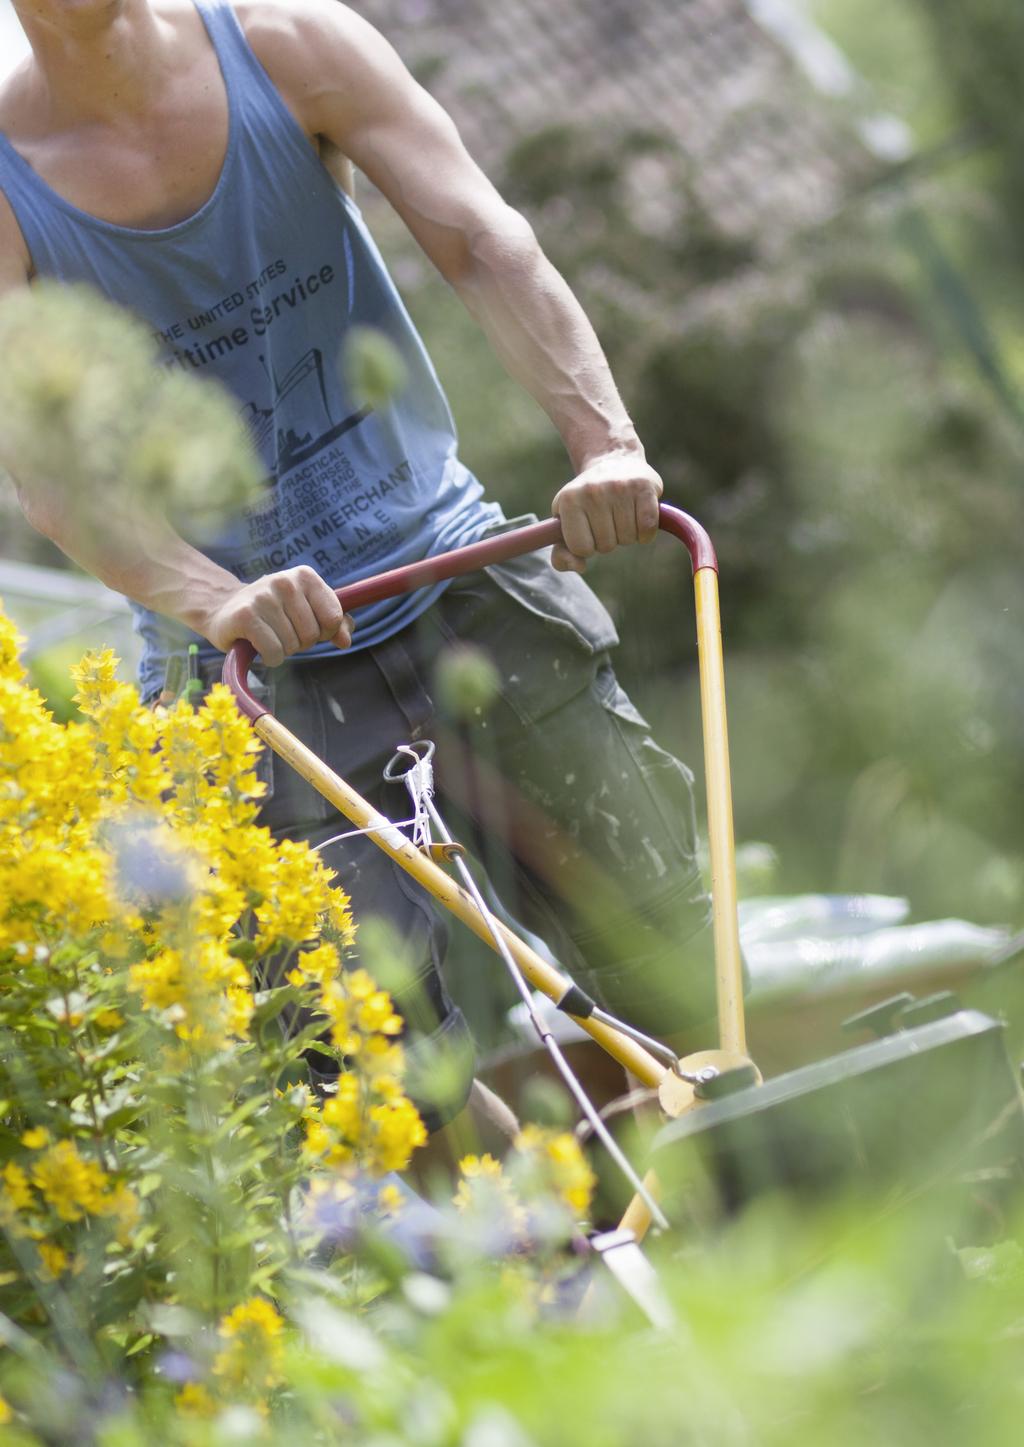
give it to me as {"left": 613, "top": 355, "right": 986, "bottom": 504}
{"left": 231, "top": 0, "right": 382, "bottom": 149}
{"left": 232, "top": 0, "right": 361, "bottom": 66}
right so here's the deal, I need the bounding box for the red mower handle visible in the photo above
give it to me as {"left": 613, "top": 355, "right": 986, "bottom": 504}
{"left": 222, "top": 503, "right": 717, "bottom": 720}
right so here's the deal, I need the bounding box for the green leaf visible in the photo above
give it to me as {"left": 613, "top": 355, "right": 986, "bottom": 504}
{"left": 207, "top": 1095, "right": 267, "bottom": 1145}
{"left": 251, "top": 983, "right": 305, "bottom": 1033}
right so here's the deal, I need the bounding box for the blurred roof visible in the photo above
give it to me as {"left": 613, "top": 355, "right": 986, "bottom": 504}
{"left": 0, "top": 0, "right": 875, "bottom": 242}
{"left": 358, "top": 0, "right": 873, "bottom": 245}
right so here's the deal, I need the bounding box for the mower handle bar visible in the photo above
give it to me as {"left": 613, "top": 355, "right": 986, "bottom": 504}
{"left": 222, "top": 503, "right": 716, "bottom": 719}
{"left": 221, "top": 499, "right": 746, "bottom": 1062}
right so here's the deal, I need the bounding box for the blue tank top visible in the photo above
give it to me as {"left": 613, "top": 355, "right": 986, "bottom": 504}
{"left": 0, "top": 0, "right": 502, "bottom": 697}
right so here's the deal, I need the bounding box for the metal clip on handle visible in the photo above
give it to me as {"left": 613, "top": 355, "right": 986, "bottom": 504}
{"left": 222, "top": 502, "right": 745, "bottom": 1062}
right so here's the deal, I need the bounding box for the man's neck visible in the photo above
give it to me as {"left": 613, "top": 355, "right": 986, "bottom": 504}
{"left": 12, "top": 0, "right": 173, "bottom": 126}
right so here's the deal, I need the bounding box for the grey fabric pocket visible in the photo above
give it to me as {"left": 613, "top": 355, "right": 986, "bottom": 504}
{"left": 480, "top": 514, "right": 620, "bottom": 658}
{"left": 593, "top": 666, "right": 701, "bottom": 869}
{"left": 425, "top": 513, "right": 623, "bottom": 729}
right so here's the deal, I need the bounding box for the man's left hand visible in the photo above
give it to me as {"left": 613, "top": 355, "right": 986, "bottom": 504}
{"left": 550, "top": 454, "right": 663, "bottom": 573}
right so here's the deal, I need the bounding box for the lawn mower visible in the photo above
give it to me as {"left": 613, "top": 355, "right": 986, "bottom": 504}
{"left": 224, "top": 504, "right": 1024, "bottom": 1316}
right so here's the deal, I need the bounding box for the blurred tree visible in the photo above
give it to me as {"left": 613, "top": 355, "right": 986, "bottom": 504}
{"left": 486, "top": 113, "right": 1024, "bottom": 924}
{"left": 914, "top": 0, "right": 1024, "bottom": 256}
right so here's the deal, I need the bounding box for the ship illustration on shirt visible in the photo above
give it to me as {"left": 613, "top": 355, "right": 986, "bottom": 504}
{"left": 239, "top": 347, "right": 370, "bottom": 478}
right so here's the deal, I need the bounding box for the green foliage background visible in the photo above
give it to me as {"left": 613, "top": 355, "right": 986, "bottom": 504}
{"left": 352, "top": 2, "right": 1024, "bottom": 932}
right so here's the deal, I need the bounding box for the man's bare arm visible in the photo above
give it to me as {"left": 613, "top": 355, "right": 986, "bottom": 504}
{"left": 0, "top": 196, "right": 352, "bottom": 667}
{"left": 18, "top": 491, "right": 353, "bottom": 668}
{"left": 248, "top": 0, "right": 662, "bottom": 572}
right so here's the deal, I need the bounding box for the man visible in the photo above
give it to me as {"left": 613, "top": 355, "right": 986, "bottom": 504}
{"left": 0, "top": 0, "right": 711, "bottom": 1130}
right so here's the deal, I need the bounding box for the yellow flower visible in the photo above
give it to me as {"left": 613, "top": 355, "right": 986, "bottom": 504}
{"left": 219, "top": 1297, "right": 284, "bottom": 1341}
{"left": 30, "top": 1140, "right": 110, "bottom": 1222}
{"left": 0, "top": 606, "right": 26, "bottom": 682}
{"left": 302, "top": 1118, "right": 335, "bottom": 1161}
{"left": 129, "top": 939, "right": 252, "bottom": 1049}
{"left": 70, "top": 648, "right": 120, "bottom": 716}
{"left": 36, "top": 1240, "right": 68, "bottom": 1279}
{"left": 253, "top": 837, "right": 336, "bottom": 948}
{"left": 514, "top": 1125, "right": 596, "bottom": 1219}
{"left": 371, "top": 1072, "right": 405, "bottom": 1105}
{"left": 2, "top": 1161, "right": 35, "bottom": 1212}
{"left": 327, "top": 895, "right": 356, "bottom": 949}
{"left": 367, "top": 1098, "right": 427, "bottom": 1175}
{"left": 356, "top": 989, "right": 403, "bottom": 1037}
{"left": 99, "top": 929, "right": 132, "bottom": 960}
{"left": 129, "top": 947, "right": 184, "bottom": 1014}
{"left": 345, "top": 968, "right": 375, "bottom": 1002}
{"left": 454, "top": 1152, "right": 507, "bottom": 1214}
{"left": 213, "top": 1297, "right": 285, "bottom": 1391}
{"left": 174, "top": 1381, "right": 217, "bottom": 1418}
{"left": 0, "top": 615, "right": 435, "bottom": 1306}
{"left": 321, "top": 1074, "right": 363, "bottom": 1140}
{"left": 160, "top": 686, "right": 266, "bottom": 828}
{"left": 378, "top": 1182, "right": 404, "bottom": 1217}
{"left": 0, "top": 1391, "right": 12, "bottom": 1425}
{"left": 290, "top": 940, "right": 342, "bottom": 987}
{"left": 99, "top": 1182, "right": 141, "bottom": 1243}
{"left": 453, "top": 1151, "right": 527, "bottom": 1240}
{"left": 458, "top": 1153, "right": 503, "bottom": 1182}
{"left": 225, "top": 983, "right": 254, "bottom": 1037}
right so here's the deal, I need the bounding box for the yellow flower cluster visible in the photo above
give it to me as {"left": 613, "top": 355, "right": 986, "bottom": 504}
{"left": 297, "top": 959, "right": 426, "bottom": 1177}
{"left": 0, "top": 1130, "right": 138, "bottom": 1278}
{"left": 454, "top": 1128, "right": 596, "bottom": 1230}
{"left": 128, "top": 939, "right": 254, "bottom": 1046}
{"left": 1, "top": 610, "right": 426, "bottom": 1329}
{"left": 212, "top": 1295, "right": 285, "bottom": 1391}
{"left": 514, "top": 1125, "right": 597, "bottom": 1219}
{"left": 453, "top": 1151, "right": 529, "bottom": 1245}
{"left": 70, "top": 648, "right": 167, "bottom": 808}
{"left": 174, "top": 1381, "right": 217, "bottom": 1419}
{"left": 455, "top": 1151, "right": 504, "bottom": 1197}
{"left": 0, "top": 619, "right": 119, "bottom": 952}
{"left": 58, "top": 646, "right": 352, "bottom": 1048}
{"left": 0, "top": 615, "right": 359, "bottom": 1056}
{"left": 172, "top": 1296, "right": 286, "bottom": 1418}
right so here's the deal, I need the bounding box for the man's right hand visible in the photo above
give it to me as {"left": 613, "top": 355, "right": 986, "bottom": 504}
{"left": 202, "top": 566, "right": 355, "bottom": 667}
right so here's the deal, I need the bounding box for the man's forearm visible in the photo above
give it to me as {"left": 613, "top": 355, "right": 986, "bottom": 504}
{"left": 15, "top": 481, "right": 354, "bottom": 668}
{"left": 451, "top": 214, "right": 645, "bottom": 472}
{"left": 16, "top": 483, "right": 240, "bottom": 635}
{"left": 445, "top": 211, "right": 662, "bottom": 570}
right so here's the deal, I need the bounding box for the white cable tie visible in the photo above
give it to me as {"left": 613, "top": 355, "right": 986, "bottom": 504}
{"left": 312, "top": 818, "right": 418, "bottom": 852}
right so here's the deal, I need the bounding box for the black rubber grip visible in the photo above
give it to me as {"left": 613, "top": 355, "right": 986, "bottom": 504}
{"left": 557, "top": 983, "right": 596, "bottom": 1019}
